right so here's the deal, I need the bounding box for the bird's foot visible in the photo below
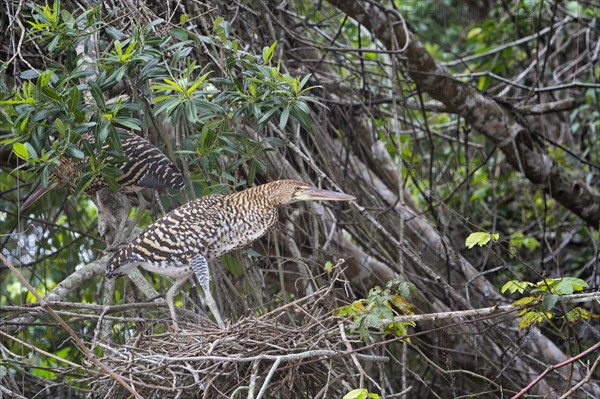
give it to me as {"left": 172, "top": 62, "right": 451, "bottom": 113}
{"left": 170, "top": 319, "right": 181, "bottom": 332}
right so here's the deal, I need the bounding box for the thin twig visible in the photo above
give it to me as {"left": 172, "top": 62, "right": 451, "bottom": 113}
{"left": 512, "top": 341, "right": 600, "bottom": 399}
{"left": 0, "top": 253, "right": 143, "bottom": 399}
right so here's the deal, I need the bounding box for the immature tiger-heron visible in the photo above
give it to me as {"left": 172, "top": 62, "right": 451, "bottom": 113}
{"left": 21, "top": 130, "right": 185, "bottom": 209}
{"left": 106, "top": 179, "right": 355, "bottom": 328}
{"left": 21, "top": 130, "right": 185, "bottom": 244}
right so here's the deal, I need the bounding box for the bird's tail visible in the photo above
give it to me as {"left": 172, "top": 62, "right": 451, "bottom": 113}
{"left": 106, "top": 247, "right": 143, "bottom": 278}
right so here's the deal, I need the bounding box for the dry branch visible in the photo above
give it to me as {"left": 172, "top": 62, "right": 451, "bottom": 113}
{"left": 327, "top": 0, "right": 600, "bottom": 228}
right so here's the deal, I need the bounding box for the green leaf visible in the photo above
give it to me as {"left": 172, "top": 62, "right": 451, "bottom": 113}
{"left": 344, "top": 388, "right": 368, "bottom": 399}
{"left": 467, "top": 27, "right": 482, "bottom": 39}
{"left": 519, "top": 311, "right": 543, "bottom": 330}
{"left": 112, "top": 117, "right": 141, "bottom": 131}
{"left": 512, "top": 296, "right": 538, "bottom": 306}
{"left": 279, "top": 105, "right": 290, "bottom": 130}
{"left": 163, "top": 79, "right": 184, "bottom": 92}
{"left": 89, "top": 81, "right": 105, "bottom": 108}
{"left": 465, "top": 232, "right": 499, "bottom": 249}
{"left": 221, "top": 254, "right": 244, "bottom": 278}
{"left": 541, "top": 293, "right": 559, "bottom": 312}
{"left": 55, "top": 118, "right": 67, "bottom": 136}
{"left": 262, "top": 41, "right": 277, "bottom": 64}
{"left": 41, "top": 165, "right": 50, "bottom": 187}
{"left": 20, "top": 69, "right": 40, "bottom": 79}
{"left": 565, "top": 1, "right": 582, "bottom": 17}
{"left": 186, "top": 72, "right": 211, "bottom": 95}
{"left": 184, "top": 101, "right": 197, "bottom": 123}
{"left": 554, "top": 277, "right": 588, "bottom": 295}
{"left": 501, "top": 280, "right": 535, "bottom": 294}
{"left": 24, "top": 143, "right": 38, "bottom": 160}
{"left": 64, "top": 145, "right": 84, "bottom": 159}
{"left": 12, "top": 142, "right": 29, "bottom": 160}
{"left": 178, "top": 16, "right": 189, "bottom": 27}
{"left": 565, "top": 307, "right": 594, "bottom": 323}
{"left": 67, "top": 86, "right": 80, "bottom": 112}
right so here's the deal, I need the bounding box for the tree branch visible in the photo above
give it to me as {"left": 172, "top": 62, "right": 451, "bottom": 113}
{"left": 326, "top": 0, "right": 600, "bottom": 228}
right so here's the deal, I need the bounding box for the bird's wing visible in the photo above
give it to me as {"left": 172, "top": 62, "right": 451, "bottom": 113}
{"left": 117, "top": 131, "right": 185, "bottom": 190}
{"left": 126, "top": 194, "right": 225, "bottom": 265}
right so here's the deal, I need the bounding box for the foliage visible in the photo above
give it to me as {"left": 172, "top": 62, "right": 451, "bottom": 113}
{"left": 501, "top": 277, "right": 596, "bottom": 330}
{"left": 343, "top": 388, "right": 380, "bottom": 399}
{"left": 0, "top": 2, "right": 319, "bottom": 192}
{"left": 336, "top": 280, "right": 416, "bottom": 342}
{"left": 508, "top": 231, "right": 541, "bottom": 257}
{"left": 464, "top": 231, "right": 499, "bottom": 249}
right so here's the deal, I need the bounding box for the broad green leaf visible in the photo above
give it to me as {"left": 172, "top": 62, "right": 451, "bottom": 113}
{"left": 541, "top": 293, "right": 560, "bottom": 311}
{"left": 554, "top": 277, "right": 588, "bottom": 295}
{"left": 64, "top": 144, "right": 84, "bottom": 159}
{"left": 565, "top": 307, "right": 595, "bottom": 323}
{"left": 519, "top": 311, "right": 543, "bottom": 330}
{"left": 465, "top": 232, "right": 491, "bottom": 249}
{"left": 178, "top": 15, "right": 189, "bottom": 27}
{"left": 67, "top": 86, "right": 80, "bottom": 112}
{"left": 512, "top": 296, "right": 538, "bottom": 307}
{"left": 565, "top": 1, "right": 582, "bottom": 17}
{"left": 467, "top": 27, "right": 482, "bottom": 39}
{"left": 24, "top": 143, "right": 38, "bottom": 159}
{"left": 112, "top": 117, "right": 141, "bottom": 131}
{"left": 54, "top": 118, "right": 67, "bottom": 136}
{"left": 20, "top": 69, "right": 40, "bottom": 79}
{"left": 89, "top": 81, "right": 105, "bottom": 108}
{"left": 12, "top": 142, "right": 29, "bottom": 160}
{"left": 344, "top": 388, "right": 368, "bottom": 399}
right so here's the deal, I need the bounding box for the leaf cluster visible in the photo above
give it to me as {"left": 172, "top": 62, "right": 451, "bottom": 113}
{"left": 336, "top": 280, "right": 416, "bottom": 342}
{"left": 0, "top": 2, "right": 321, "bottom": 193}
{"left": 343, "top": 388, "right": 380, "bottom": 399}
{"left": 501, "top": 277, "right": 596, "bottom": 330}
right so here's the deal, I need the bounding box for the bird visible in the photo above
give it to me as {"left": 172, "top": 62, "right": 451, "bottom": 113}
{"left": 105, "top": 179, "right": 355, "bottom": 329}
{"left": 20, "top": 129, "right": 185, "bottom": 244}
{"left": 21, "top": 129, "right": 185, "bottom": 210}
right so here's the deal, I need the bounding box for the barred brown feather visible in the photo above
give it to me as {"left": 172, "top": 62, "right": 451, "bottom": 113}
{"left": 105, "top": 179, "right": 355, "bottom": 328}
{"left": 21, "top": 129, "right": 184, "bottom": 209}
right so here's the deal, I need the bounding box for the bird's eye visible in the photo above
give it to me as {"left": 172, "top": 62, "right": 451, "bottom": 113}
{"left": 294, "top": 186, "right": 302, "bottom": 192}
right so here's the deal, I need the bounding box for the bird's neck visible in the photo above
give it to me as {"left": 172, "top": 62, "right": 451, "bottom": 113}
{"left": 228, "top": 184, "right": 283, "bottom": 209}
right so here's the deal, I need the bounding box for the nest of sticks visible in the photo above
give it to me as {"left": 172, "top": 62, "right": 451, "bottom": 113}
{"left": 88, "top": 286, "right": 386, "bottom": 398}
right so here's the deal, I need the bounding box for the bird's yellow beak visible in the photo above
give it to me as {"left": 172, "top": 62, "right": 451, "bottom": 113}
{"left": 21, "top": 176, "right": 61, "bottom": 211}
{"left": 295, "top": 186, "right": 356, "bottom": 202}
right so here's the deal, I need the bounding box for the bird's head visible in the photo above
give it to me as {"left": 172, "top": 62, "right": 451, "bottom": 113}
{"left": 21, "top": 158, "right": 78, "bottom": 211}
{"left": 268, "top": 179, "right": 356, "bottom": 207}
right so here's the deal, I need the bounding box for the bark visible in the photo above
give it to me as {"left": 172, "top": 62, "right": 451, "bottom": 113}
{"left": 327, "top": 0, "right": 600, "bottom": 229}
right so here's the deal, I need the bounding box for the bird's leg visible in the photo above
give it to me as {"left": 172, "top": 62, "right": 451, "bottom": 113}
{"left": 166, "top": 275, "right": 189, "bottom": 330}
{"left": 191, "top": 255, "right": 225, "bottom": 328}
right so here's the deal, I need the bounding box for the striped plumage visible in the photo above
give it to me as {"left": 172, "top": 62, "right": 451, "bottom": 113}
{"left": 21, "top": 129, "right": 184, "bottom": 209}
{"left": 106, "top": 179, "right": 355, "bottom": 328}
{"left": 104, "top": 131, "right": 185, "bottom": 192}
